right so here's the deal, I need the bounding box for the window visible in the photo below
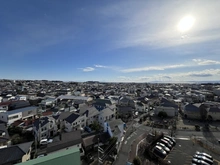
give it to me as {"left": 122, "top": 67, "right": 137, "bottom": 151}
{"left": 81, "top": 119, "right": 84, "bottom": 122}
{"left": 8, "top": 115, "right": 19, "bottom": 120}
{"left": 28, "top": 111, "right": 32, "bottom": 114}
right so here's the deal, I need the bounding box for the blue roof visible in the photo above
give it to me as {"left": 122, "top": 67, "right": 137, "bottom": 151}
{"left": 6, "top": 106, "right": 37, "bottom": 115}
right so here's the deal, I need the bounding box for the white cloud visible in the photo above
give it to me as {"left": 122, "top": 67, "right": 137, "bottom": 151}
{"left": 81, "top": 67, "right": 95, "bottom": 72}
{"left": 94, "top": 65, "right": 107, "bottom": 68}
{"left": 121, "top": 64, "right": 185, "bottom": 73}
{"left": 115, "top": 69, "right": 220, "bottom": 82}
{"left": 193, "top": 59, "right": 220, "bottom": 65}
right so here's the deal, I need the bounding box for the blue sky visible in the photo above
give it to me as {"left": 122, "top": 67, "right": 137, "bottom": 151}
{"left": 1, "top": 0, "right": 220, "bottom": 82}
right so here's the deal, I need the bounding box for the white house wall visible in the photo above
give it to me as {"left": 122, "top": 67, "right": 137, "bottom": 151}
{"left": 8, "top": 112, "right": 22, "bottom": 125}
{"left": 0, "top": 113, "right": 8, "bottom": 123}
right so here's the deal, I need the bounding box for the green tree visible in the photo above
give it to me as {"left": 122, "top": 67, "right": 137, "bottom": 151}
{"left": 90, "top": 121, "right": 101, "bottom": 132}
{"left": 11, "top": 134, "right": 23, "bottom": 145}
{"left": 133, "top": 156, "right": 141, "bottom": 165}
{"left": 8, "top": 126, "right": 23, "bottom": 136}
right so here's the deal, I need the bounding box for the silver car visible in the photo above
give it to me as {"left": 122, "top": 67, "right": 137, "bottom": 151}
{"left": 156, "top": 142, "right": 170, "bottom": 153}
{"left": 193, "top": 155, "right": 213, "bottom": 165}
{"left": 192, "top": 158, "right": 211, "bottom": 165}
{"left": 195, "top": 151, "right": 213, "bottom": 160}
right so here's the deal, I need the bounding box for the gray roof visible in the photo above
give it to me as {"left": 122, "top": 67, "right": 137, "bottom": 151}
{"left": 117, "top": 106, "right": 134, "bottom": 113}
{"left": 79, "top": 104, "right": 99, "bottom": 117}
{"left": 0, "top": 146, "right": 25, "bottom": 164}
{"left": 160, "top": 98, "right": 178, "bottom": 108}
{"left": 82, "top": 132, "right": 110, "bottom": 148}
{"left": 42, "top": 130, "right": 82, "bottom": 154}
{"left": 6, "top": 106, "right": 37, "bottom": 115}
{"left": 108, "top": 119, "right": 124, "bottom": 129}
{"left": 17, "top": 141, "right": 33, "bottom": 153}
{"left": 184, "top": 104, "right": 200, "bottom": 112}
{"left": 100, "top": 107, "right": 114, "bottom": 117}
{"left": 54, "top": 111, "right": 72, "bottom": 120}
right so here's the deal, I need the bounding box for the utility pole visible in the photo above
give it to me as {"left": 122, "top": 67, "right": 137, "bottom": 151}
{"left": 98, "top": 138, "right": 99, "bottom": 165}
{"left": 98, "top": 138, "right": 104, "bottom": 165}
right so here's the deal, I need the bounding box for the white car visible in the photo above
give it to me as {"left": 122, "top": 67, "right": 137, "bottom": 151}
{"left": 156, "top": 142, "right": 170, "bottom": 152}
{"left": 40, "top": 138, "right": 53, "bottom": 145}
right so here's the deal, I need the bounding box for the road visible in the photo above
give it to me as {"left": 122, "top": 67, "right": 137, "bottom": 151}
{"left": 114, "top": 122, "right": 220, "bottom": 165}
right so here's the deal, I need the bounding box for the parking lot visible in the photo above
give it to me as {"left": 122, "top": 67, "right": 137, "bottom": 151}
{"left": 165, "top": 139, "right": 220, "bottom": 165}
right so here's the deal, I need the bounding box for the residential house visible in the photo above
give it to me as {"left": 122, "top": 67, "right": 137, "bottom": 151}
{"left": 0, "top": 106, "right": 38, "bottom": 125}
{"left": 118, "top": 96, "right": 135, "bottom": 108}
{"left": 98, "top": 107, "right": 115, "bottom": 126}
{"left": 79, "top": 104, "right": 99, "bottom": 126}
{"left": 64, "top": 113, "right": 86, "bottom": 132}
{"left": 103, "top": 119, "right": 125, "bottom": 150}
{"left": 37, "top": 130, "right": 84, "bottom": 157}
{"left": 208, "top": 106, "right": 220, "bottom": 120}
{"left": 0, "top": 101, "right": 12, "bottom": 111}
{"left": 117, "top": 105, "right": 134, "bottom": 122}
{"left": 8, "top": 100, "right": 31, "bottom": 110}
{"left": 82, "top": 132, "right": 110, "bottom": 153}
{"left": 0, "top": 141, "right": 33, "bottom": 165}
{"left": 204, "top": 102, "right": 220, "bottom": 121}
{"left": 154, "top": 98, "right": 178, "bottom": 117}
{"left": 33, "top": 116, "right": 58, "bottom": 141}
{"left": 38, "top": 97, "right": 56, "bottom": 111}
{"left": 184, "top": 103, "right": 201, "bottom": 119}
{"left": 108, "top": 96, "right": 120, "bottom": 105}
{"left": 135, "top": 101, "right": 146, "bottom": 113}
{"left": 92, "top": 98, "right": 112, "bottom": 111}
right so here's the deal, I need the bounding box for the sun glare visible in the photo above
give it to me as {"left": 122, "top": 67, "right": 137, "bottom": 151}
{"left": 178, "top": 16, "right": 195, "bottom": 32}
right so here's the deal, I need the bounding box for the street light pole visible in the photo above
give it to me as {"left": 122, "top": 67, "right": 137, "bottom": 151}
{"left": 98, "top": 138, "right": 99, "bottom": 165}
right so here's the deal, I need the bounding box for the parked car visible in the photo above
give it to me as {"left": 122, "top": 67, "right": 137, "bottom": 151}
{"left": 40, "top": 139, "right": 48, "bottom": 145}
{"left": 156, "top": 142, "right": 170, "bottom": 153}
{"left": 160, "top": 139, "right": 172, "bottom": 149}
{"left": 195, "top": 151, "right": 213, "bottom": 160}
{"left": 37, "top": 153, "right": 47, "bottom": 158}
{"left": 193, "top": 155, "right": 213, "bottom": 164}
{"left": 163, "top": 137, "right": 174, "bottom": 146}
{"left": 40, "top": 138, "right": 53, "bottom": 145}
{"left": 164, "top": 135, "right": 176, "bottom": 145}
{"left": 84, "top": 126, "right": 92, "bottom": 133}
{"left": 192, "top": 158, "right": 210, "bottom": 165}
{"left": 153, "top": 146, "right": 167, "bottom": 158}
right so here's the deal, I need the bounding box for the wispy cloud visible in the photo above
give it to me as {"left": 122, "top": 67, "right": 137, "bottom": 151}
{"left": 185, "top": 69, "right": 220, "bottom": 77}
{"left": 116, "top": 69, "right": 220, "bottom": 82}
{"left": 193, "top": 59, "right": 220, "bottom": 65}
{"left": 121, "top": 64, "right": 185, "bottom": 73}
{"left": 80, "top": 67, "right": 95, "bottom": 72}
{"left": 94, "top": 65, "right": 107, "bottom": 68}
{"left": 100, "top": 1, "right": 220, "bottom": 49}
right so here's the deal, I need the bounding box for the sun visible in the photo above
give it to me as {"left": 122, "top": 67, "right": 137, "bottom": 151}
{"left": 177, "top": 16, "right": 195, "bottom": 32}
